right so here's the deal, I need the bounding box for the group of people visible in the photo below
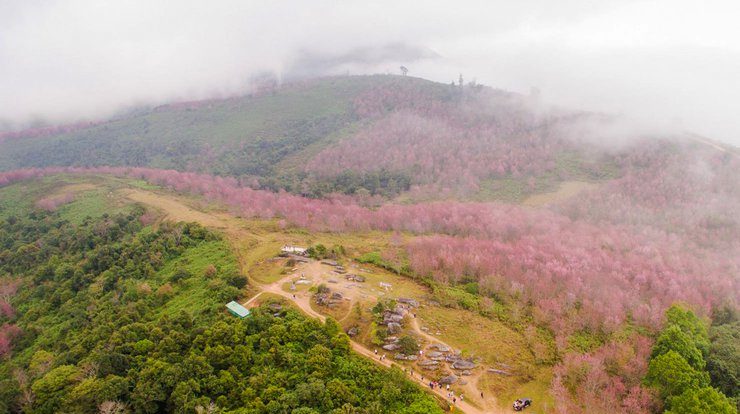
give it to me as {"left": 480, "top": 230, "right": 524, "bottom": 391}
{"left": 371, "top": 348, "right": 474, "bottom": 408}
{"left": 427, "top": 382, "right": 463, "bottom": 404}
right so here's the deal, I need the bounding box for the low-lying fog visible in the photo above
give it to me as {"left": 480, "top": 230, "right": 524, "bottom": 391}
{"left": 1, "top": 0, "right": 739, "bottom": 145}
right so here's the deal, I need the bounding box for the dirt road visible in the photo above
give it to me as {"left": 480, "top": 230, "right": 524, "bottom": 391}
{"left": 242, "top": 271, "right": 497, "bottom": 414}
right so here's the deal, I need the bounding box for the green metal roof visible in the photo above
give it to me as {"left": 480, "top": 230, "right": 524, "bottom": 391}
{"left": 226, "top": 301, "right": 250, "bottom": 318}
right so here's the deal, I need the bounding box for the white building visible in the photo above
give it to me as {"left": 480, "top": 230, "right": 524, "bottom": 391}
{"left": 281, "top": 245, "right": 307, "bottom": 255}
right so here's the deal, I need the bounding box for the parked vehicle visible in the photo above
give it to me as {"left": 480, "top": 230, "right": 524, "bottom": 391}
{"left": 513, "top": 398, "right": 532, "bottom": 411}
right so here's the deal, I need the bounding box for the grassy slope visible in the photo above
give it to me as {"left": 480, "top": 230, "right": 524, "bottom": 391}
{"left": 0, "top": 175, "right": 133, "bottom": 222}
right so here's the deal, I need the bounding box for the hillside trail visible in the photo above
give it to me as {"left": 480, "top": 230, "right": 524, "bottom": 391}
{"left": 122, "top": 188, "right": 498, "bottom": 414}
{"left": 408, "top": 317, "right": 497, "bottom": 411}
{"left": 245, "top": 274, "right": 492, "bottom": 414}
{"left": 687, "top": 133, "right": 739, "bottom": 157}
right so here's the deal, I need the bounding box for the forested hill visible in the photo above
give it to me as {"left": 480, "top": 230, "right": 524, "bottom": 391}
{"left": 0, "top": 76, "right": 419, "bottom": 197}
{"left": 0, "top": 74, "right": 627, "bottom": 201}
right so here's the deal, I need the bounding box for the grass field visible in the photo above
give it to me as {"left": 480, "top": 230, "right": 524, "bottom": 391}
{"left": 417, "top": 304, "right": 556, "bottom": 412}
{"left": 0, "top": 175, "right": 133, "bottom": 221}
{"left": 155, "top": 239, "right": 241, "bottom": 319}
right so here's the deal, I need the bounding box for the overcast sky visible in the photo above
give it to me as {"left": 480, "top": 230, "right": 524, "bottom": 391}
{"left": 1, "top": 0, "right": 739, "bottom": 144}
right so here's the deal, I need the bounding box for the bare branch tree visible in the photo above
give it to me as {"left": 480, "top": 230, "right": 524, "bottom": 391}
{"left": 98, "top": 400, "right": 128, "bottom": 414}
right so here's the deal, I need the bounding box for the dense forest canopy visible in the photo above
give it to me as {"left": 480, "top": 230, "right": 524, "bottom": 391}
{"left": 0, "top": 204, "right": 442, "bottom": 414}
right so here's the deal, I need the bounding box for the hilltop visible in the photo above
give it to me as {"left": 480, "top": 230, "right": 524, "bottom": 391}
{"left": 0, "top": 75, "right": 625, "bottom": 202}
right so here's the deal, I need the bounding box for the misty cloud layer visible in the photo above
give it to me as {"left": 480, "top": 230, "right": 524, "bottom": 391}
{"left": 1, "top": 0, "right": 739, "bottom": 144}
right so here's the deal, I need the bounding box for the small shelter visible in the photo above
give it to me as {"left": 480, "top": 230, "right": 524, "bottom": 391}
{"left": 226, "top": 301, "right": 251, "bottom": 318}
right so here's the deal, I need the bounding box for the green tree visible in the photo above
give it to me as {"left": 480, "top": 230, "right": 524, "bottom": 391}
{"left": 666, "top": 305, "right": 710, "bottom": 358}
{"left": 652, "top": 325, "right": 706, "bottom": 370}
{"left": 646, "top": 351, "right": 709, "bottom": 398}
{"left": 666, "top": 387, "right": 737, "bottom": 414}
{"left": 707, "top": 321, "right": 739, "bottom": 400}
{"left": 398, "top": 336, "right": 419, "bottom": 355}
{"left": 31, "top": 365, "right": 81, "bottom": 414}
{"left": 64, "top": 375, "right": 128, "bottom": 413}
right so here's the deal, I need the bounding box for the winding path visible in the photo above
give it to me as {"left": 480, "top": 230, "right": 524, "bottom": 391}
{"left": 243, "top": 272, "right": 500, "bottom": 414}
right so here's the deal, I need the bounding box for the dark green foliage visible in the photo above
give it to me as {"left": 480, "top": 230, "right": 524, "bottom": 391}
{"left": 356, "top": 252, "right": 410, "bottom": 276}
{"left": 0, "top": 210, "right": 442, "bottom": 414}
{"left": 305, "top": 244, "right": 328, "bottom": 259}
{"left": 707, "top": 317, "right": 739, "bottom": 408}
{"left": 398, "top": 336, "right": 419, "bottom": 355}
{"left": 265, "top": 169, "right": 412, "bottom": 198}
{"left": 371, "top": 298, "right": 396, "bottom": 315}
{"left": 646, "top": 305, "right": 737, "bottom": 414}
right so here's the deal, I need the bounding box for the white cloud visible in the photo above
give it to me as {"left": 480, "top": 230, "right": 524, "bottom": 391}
{"left": 1, "top": 0, "right": 739, "bottom": 144}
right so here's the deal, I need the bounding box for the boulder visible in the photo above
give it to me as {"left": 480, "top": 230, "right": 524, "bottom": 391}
{"left": 382, "top": 343, "right": 400, "bottom": 351}
{"left": 387, "top": 322, "right": 402, "bottom": 334}
{"left": 394, "top": 353, "right": 407, "bottom": 360}
{"left": 346, "top": 326, "right": 360, "bottom": 337}
{"left": 384, "top": 336, "right": 399, "bottom": 343}
{"left": 427, "top": 351, "right": 444, "bottom": 359}
{"left": 328, "top": 279, "right": 339, "bottom": 284}
{"left": 487, "top": 369, "right": 511, "bottom": 376}
{"left": 458, "top": 379, "right": 468, "bottom": 386}
{"left": 418, "top": 360, "right": 439, "bottom": 367}
{"left": 452, "top": 360, "right": 477, "bottom": 370}
{"left": 439, "top": 375, "right": 458, "bottom": 385}
{"left": 461, "top": 370, "right": 472, "bottom": 376}
{"left": 406, "top": 355, "right": 418, "bottom": 361}
{"left": 384, "top": 314, "right": 403, "bottom": 325}
{"left": 429, "top": 344, "right": 450, "bottom": 352}
{"left": 397, "top": 298, "right": 419, "bottom": 307}
{"left": 331, "top": 292, "right": 343, "bottom": 300}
